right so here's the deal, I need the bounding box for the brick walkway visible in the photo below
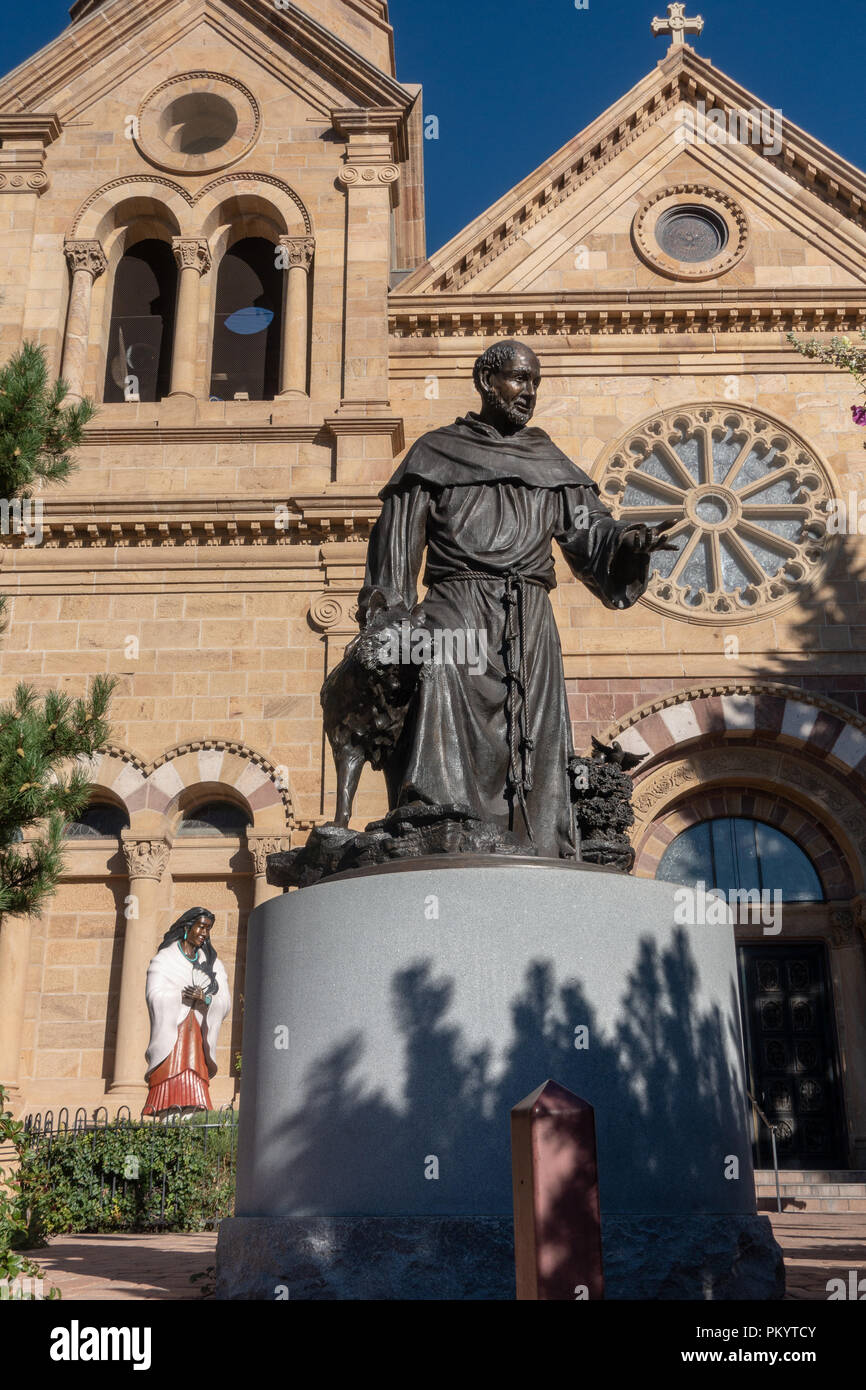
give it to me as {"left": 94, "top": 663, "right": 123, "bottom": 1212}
{"left": 22, "top": 1214, "right": 866, "bottom": 1300}
{"left": 770, "top": 1212, "right": 866, "bottom": 1300}
{"left": 24, "top": 1232, "right": 218, "bottom": 1301}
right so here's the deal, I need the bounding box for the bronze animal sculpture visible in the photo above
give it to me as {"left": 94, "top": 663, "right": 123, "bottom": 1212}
{"left": 321, "top": 589, "right": 427, "bottom": 827}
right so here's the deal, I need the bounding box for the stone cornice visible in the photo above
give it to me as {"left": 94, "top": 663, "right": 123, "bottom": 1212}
{"left": 0, "top": 494, "right": 382, "bottom": 550}
{"left": 81, "top": 424, "right": 322, "bottom": 445}
{"left": 401, "top": 46, "right": 866, "bottom": 296}
{"left": 332, "top": 104, "right": 408, "bottom": 163}
{"left": 0, "top": 113, "right": 62, "bottom": 143}
{"left": 389, "top": 290, "right": 866, "bottom": 339}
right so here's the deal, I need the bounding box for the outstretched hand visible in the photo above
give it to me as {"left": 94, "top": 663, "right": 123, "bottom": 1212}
{"left": 623, "top": 517, "right": 680, "bottom": 554}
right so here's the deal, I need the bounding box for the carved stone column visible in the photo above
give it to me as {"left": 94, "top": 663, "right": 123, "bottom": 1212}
{"left": 278, "top": 236, "right": 314, "bottom": 397}
{"left": 248, "top": 834, "right": 292, "bottom": 908}
{"left": 111, "top": 836, "right": 171, "bottom": 1095}
{"left": 169, "top": 237, "right": 211, "bottom": 399}
{"left": 0, "top": 912, "right": 34, "bottom": 1101}
{"left": 61, "top": 240, "right": 107, "bottom": 402}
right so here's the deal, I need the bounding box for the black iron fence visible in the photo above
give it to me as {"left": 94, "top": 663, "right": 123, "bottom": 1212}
{"left": 16, "top": 1105, "right": 238, "bottom": 1234}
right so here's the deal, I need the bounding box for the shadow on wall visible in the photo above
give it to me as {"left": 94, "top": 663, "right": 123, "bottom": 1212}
{"left": 266, "top": 928, "right": 748, "bottom": 1238}
{"left": 757, "top": 527, "right": 866, "bottom": 709}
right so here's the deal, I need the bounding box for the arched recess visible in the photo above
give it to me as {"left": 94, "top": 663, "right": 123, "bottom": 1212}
{"left": 598, "top": 683, "right": 866, "bottom": 893}
{"left": 83, "top": 195, "right": 185, "bottom": 404}
{"left": 197, "top": 181, "right": 314, "bottom": 401}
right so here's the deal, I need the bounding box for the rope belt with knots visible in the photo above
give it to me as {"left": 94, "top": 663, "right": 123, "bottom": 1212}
{"left": 435, "top": 569, "right": 546, "bottom": 846}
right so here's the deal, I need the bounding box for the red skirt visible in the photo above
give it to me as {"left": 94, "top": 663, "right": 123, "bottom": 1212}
{"left": 143, "top": 1010, "right": 212, "bottom": 1116}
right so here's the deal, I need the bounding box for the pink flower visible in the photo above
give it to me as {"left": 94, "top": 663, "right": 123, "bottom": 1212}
{"left": 852, "top": 404, "right": 866, "bottom": 426}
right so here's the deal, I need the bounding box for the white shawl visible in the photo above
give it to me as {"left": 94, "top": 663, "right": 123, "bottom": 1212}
{"left": 145, "top": 942, "right": 231, "bottom": 1079}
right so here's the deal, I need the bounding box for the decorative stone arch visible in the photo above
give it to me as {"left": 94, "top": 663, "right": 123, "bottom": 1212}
{"left": 70, "top": 173, "right": 312, "bottom": 244}
{"left": 605, "top": 682, "right": 866, "bottom": 786}
{"left": 195, "top": 174, "right": 312, "bottom": 240}
{"left": 70, "top": 176, "right": 193, "bottom": 242}
{"left": 603, "top": 685, "right": 866, "bottom": 895}
{"left": 140, "top": 742, "right": 293, "bottom": 833}
{"left": 76, "top": 741, "right": 293, "bottom": 834}
{"left": 74, "top": 744, "right": 147, "bottom": 816}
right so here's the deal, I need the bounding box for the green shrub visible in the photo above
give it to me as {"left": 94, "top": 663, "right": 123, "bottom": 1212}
{"left": 16, "top": 1111, "right": 236, "bottom": 1236}
{"left": 0, "top": 1085, "right": 60, "bottom": 1298}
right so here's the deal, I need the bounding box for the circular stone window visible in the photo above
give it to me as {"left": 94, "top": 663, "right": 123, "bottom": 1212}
{"left": 136, "top": 73, "right": 260, "bottom": 174}
{"left": 634, "top": 185, "right": 748, "bottom": 280}
{"left": 655, "top": 205, "right": 728, "bottom": 262}
{"left": 158, "top": 92, "right": 239, "bottom": 156}
{"left": 598, "top": 404, "right": 835, "bottom": 623}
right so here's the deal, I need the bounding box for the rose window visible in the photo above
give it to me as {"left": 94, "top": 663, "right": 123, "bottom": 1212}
{"left": 600, "top": 406, "right": 834, "bottom": 621}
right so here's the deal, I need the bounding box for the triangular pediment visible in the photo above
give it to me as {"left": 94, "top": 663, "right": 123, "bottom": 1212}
{"left": 396, "top": 46, "right": 866, "bottom": 297}
{"left": 0, "top": 0, "right": 410, "bottom": 121}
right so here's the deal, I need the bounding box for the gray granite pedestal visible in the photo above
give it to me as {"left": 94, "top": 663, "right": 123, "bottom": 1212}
{"left": 216, "top": 858, "right": 784, "bottom": 1300}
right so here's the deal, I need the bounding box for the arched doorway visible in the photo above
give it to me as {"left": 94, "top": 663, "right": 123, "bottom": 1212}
{"left": 658, "top": 816, "right": 847, "bottom": 1168}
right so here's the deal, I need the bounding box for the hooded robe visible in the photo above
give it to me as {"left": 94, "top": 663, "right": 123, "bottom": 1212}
{"left": 361, "top": 413, "right": 652, "bottom": 859}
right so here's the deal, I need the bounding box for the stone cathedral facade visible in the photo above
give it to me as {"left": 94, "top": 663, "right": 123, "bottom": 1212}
{"left": 1, "top": 0, "right": 866, "bottom": 1173}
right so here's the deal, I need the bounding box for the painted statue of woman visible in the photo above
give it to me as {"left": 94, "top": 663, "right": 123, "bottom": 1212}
{"left": 143, "top": 907, "right": 231, "bottom": 1117}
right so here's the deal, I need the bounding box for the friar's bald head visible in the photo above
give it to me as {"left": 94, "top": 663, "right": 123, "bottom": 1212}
{"left": 473, "top": 340, "right": 541, "bottom": 436}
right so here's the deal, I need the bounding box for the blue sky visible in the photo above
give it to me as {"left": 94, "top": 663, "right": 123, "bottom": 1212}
{"left": 4, "top": 0, "right": 864, "bottom": 254}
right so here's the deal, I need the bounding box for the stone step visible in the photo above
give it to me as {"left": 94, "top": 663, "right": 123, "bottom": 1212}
{"left": 756, "top": 1183, "right": 866, "bottom": 1198}
{"left": 754, "top": 1169, "right": 866, "bottom": 1211}
{"left": 758, "top": 1195, "right": 866, "bottom": 1213}
{"left": 754, "top": 1170, "right": 866, "bottom": 1183}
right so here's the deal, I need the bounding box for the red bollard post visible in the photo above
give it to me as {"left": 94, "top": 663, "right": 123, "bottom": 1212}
{"left": 511, "top": 1078, "right": 604, "bottom": 1300}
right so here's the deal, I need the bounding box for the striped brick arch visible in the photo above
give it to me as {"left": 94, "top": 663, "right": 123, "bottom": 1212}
{"left": 81, "top": 741, "right": 293, "bottom": 833}
{"left": 603, "top": 683, "right": 866, "bottom": 896}
{"left": 635, "top": 787, "right": 855, "bottom": 900}
{"left": 608, "top": 684, "right": 866, "bottom": 783}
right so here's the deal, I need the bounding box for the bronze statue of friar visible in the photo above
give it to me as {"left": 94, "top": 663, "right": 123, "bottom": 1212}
{"left": 270, "top": 340, "right": 674, "bottom": 886}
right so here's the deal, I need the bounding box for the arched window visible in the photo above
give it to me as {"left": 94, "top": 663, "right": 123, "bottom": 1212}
{"left": 103, "top": 239, "right": 177, "bottom": 403}
{"left": 64, "top": 802, "right": 130, "bottom": 840}
{"left": 209, "top": 237, "right": 282, "bottom": 401}
{"left": 176, "top": 801, "right": 252, "bottom": 837}
{"left": 657, "top": 817, "right": 823, "bottom": 902}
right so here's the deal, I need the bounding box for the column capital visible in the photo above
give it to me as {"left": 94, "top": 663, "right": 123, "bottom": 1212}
{"left": 337, "top": 164, "right": 400, "bottom": 188}
{"left": 278, "top": 235, "right": 315, "bottom": 270}
{"left": 172, "top": 237, "right": 212, "bottom": 275}
{"left": 121, "top": 835, "right": 172, "bottom": 882}
{"left": 247, "top": 834, "right": 293, "bottom": 877}
{"left": 64, "top": 239, "right": 107, "bottom": 279}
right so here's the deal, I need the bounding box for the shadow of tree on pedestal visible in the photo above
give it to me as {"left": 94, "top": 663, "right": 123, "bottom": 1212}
{"left": 270, "top": 928, "right": 749, "bottom": 1232}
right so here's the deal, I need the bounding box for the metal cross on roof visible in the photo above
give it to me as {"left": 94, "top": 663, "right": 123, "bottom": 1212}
{"left": 651, "top": 2, "right": 705, "bottom": 50}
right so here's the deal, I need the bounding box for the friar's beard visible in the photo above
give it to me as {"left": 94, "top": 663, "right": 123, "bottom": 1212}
{"left": 482, "top": 392, "right": 534, "bottom": 433}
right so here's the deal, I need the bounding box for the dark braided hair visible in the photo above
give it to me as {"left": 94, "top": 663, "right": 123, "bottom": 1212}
{"left": 158, "top": 907, "right": 219, "bottom": 998}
